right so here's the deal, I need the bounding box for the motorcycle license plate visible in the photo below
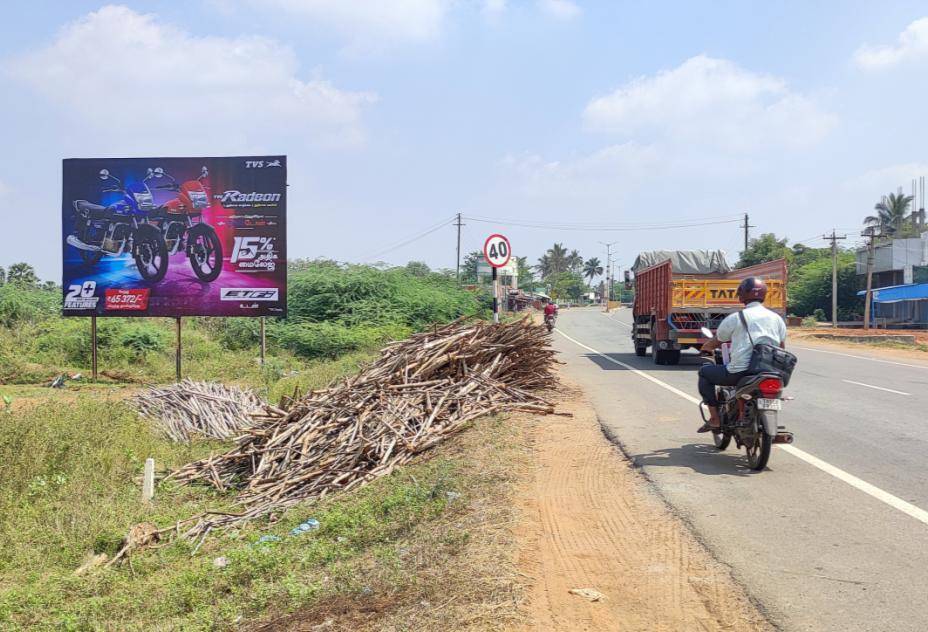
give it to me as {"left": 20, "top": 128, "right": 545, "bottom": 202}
{"left": 757, "top": 398, "right": 782, "bottom": 411}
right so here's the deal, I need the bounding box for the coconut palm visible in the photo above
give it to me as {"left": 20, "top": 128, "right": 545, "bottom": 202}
{"left": 537, "top": 243, "right": 569, "bottom": 277}
{"left": 567, "top": 249, "right": 583, "bottom": 273}
{"left": 864, "top": 192, "right": 913, "bottom": 235}
{"left": 582, "top": 257, "right": 603, "bottom": 285}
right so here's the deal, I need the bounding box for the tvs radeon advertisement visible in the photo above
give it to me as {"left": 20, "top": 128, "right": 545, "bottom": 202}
{"left": 61, "top": 156, "right": 287, "bottom": 317}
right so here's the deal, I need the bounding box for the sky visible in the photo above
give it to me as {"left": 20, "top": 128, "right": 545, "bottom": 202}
{"left": 3, "top": 0, "right": 928, "bottom": 281}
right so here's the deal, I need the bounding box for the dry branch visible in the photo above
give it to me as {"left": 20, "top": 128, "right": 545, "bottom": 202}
{"left": 124, "top": 318, "right": 558, "bottom": 553}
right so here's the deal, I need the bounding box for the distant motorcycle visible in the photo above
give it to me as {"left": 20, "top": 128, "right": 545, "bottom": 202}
{"left": 146, "top": 166, "right": 223, "bottom": 282}
{"left": 699, "top": 327, "right": 793, "bottom": 471}
{"left": 544, "top": 313, "right": 557, "bottom": 332}
{"left": 68, "top": 169, "right": 169, "bottom": 282}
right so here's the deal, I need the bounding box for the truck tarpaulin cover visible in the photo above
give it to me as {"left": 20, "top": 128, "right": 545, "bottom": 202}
{"left": 62, "top": 156, "right": 287, "bottom": 317}
{"left": 632, "top": 250, "right": 731, "bottom": 274}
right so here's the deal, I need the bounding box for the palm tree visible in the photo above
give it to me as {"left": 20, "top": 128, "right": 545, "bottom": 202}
{"left": 537, "top": 243, "right": 569, "bottom": 277}
{"left": 864, "top": 192, "right": 913, "bottom": 235}
{"left": 582, "top": 257, "right": 603, "bottom": 285}
{"left": 567, "top": 249, "right": 583, "bottom": 273}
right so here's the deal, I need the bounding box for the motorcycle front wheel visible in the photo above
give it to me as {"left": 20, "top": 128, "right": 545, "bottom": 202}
{"left": 133, "top": 224, "right": 168, "bottom": 283}
{"left": 745, "top": 412, "right": 772, "bottom": 471}
{"left": 186, "top": 224, "right": 223, "bottom": 282}
{"left": 712, "top": 431, "right": 731, "bottom": 450}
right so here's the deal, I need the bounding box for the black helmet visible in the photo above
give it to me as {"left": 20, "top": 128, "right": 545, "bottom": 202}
{"left": 736, "top": 277, "right": 767, "bottom": 304}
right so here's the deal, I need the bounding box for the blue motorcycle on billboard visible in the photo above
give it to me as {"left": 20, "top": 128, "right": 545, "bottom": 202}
{"left": 67, "top": 169, "right": 169, "bottom": 282}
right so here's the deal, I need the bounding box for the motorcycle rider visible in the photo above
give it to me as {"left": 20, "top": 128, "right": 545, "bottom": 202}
{"left": 543, "top": 300, "right": 558, "bottom": 325}
{"left": 696, "top": 277, "right": 787, "bottom": 433}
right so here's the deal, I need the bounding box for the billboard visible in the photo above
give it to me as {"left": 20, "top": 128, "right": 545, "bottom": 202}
{"left": 62, "top": 156, "right": 287, "bottom": 317}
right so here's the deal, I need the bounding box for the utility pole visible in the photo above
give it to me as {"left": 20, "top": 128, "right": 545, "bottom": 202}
{"left": 742, "top": 212, "right": 754, "bottom": 251}
{"left": 822, "top": 230, "right": 846, "bottom": 328}
{"left": 454, "top": 213, "right": 464, "bottom": 283}
{"left": 863, "top": 229, "right": 876, "bottom": 331}
{"left": 599, "top": 241, "right": 617, "bottom": 311}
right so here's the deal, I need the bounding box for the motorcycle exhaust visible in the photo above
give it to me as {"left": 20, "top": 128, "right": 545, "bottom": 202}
{"left": 66, "top": 234, "right": 101, "bottom": 252}
{"left": 773, "top": 432, "right": 794, "bottom": 444}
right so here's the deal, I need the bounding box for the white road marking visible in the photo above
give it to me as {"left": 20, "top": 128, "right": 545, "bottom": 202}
{"left": 555, "top": 327, "right": 928, "bottom": 528}
{"left": 602, "top": 311, "right": 631, "bottom": 328}
{"left": 795, "top": 346, "right": 928, "bottom": 370}
{"left": 841, "top": 379, "right": 910, "bottom": 396}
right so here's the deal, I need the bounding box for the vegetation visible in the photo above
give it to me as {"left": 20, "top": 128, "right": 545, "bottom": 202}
{"left": 736, "top": 235, "right": 861, "bottom": 319}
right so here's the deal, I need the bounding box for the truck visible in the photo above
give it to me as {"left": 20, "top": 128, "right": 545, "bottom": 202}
{"left": 631, "top": 251, "right": 787, "bottom": 365}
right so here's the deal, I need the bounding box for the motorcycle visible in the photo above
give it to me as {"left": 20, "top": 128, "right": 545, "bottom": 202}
{"left": 145, "top": 166, "right": 224, "bottom": 282}
{"left": 544, "top": 313, "right": 557, "bottom": 332}
{"left": 68, "top": 169, "right": 169, "bottom": 282}
{"left": 698, "top": 326, "right": 793, "bottom": 471}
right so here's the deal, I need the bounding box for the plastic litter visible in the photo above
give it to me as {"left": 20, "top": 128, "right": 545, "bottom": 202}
{"left": 256, "top": 535, "right": 281, "bottom": 545}
{"left": 290, "top": 518, "right": 320, "bottom": 536}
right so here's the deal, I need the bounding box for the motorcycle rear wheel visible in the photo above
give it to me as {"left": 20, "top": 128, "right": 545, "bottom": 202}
{"left": 745, "top": 414, "right": 772, "bottom": 471}
{"left": 186, "top": 224, "right": 223, "bottom": 282}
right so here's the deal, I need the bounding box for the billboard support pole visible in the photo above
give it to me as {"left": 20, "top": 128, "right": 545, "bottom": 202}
{"left": 260, "top": 317, "right": 266, "bottom": 366}
{"left": 175, "top": 317, "right": 182, "bottom": 382}
{"left": 91, "top": 315, "right": 98, "bottom": 382}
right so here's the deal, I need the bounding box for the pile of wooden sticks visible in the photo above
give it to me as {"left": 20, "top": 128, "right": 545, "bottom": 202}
{"left": 161, "top": 318, "right": 559, "bottom": 545}
{"left": 135, "top": 379, "right": 264, "bottom": 442}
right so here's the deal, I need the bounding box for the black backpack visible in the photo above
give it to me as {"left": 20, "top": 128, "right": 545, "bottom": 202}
{"left": 738, "top": 310, "right": 798, "bottom": 386}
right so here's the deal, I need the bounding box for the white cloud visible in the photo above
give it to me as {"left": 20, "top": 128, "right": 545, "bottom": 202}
{"left": 538, "top": 0, "right": 580, "bottom": 20}
{"left": 499, "top": 143, "right": 661, "bottom": 198}
{"left": 854, "top": 18, "right": 928, "bottom": 70}
{"left": 4, "top": 5, "right": 376, "bottom": 151}
{"left": 261, "top": 0, "right": 447, "bottom": 51}
{"left": 583, "top": 55, "right": 835, "bottom": 151}
{"left": 482, "top": 0, "right": 507, "bottom": 22}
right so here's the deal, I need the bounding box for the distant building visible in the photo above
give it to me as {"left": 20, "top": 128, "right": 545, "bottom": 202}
{"left": 856, "top": 232, "right": 928, "bottom": 327}
{"left": 856, "top": 233, "right": 928, "bottom": 287}
{"left": 476, "top": 260, "right": 518, "bottom": 289}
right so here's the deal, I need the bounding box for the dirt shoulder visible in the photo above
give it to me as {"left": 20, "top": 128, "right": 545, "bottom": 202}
{"left": 791, "top": 329, "right": 928, "bottom": 363}
{"left": 514, "top": 372, "right": 772, "bottom": 631}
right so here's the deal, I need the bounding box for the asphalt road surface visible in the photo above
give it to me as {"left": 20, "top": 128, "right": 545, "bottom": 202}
{"left": 551, "top": 306, "right": 928, "bottom": 632}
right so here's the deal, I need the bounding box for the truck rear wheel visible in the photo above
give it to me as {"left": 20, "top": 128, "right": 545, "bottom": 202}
{"left": 665, "top": 350, "right": 681, "bottom": 365}
{"left": 635, "top": 343, "right": 648, "bottom": 357}
{"left": 652, "top": 343, "right": 666, "bottom": 365}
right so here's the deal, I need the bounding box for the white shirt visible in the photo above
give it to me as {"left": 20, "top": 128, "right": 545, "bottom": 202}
{"left": 716, "top": 301, "right": 787, "bottom": 373}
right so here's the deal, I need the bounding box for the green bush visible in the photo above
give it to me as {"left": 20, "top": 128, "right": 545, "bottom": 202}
{"left": 812, "top": 308, "right": 826, "bottom": 322}
{"left": 271, "top": 321, "right": 409, "bottom": 359}
{"left": 0, "top": 284, "right": 59, "bottom": 327}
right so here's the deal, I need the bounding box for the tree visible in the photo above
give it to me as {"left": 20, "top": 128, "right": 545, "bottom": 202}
{"left": 864, "top": 192, "right": 913, "bottom": 236}
{"left": 548, "top": 271, "right": 587, "bottom": 302}
{"left": 788, "top": 252, "right": 861, "bottom": 320}
{"left": 461, "top": 250, "right": 483, "bottom": 283}
{"left": 582, "top": 257, "right": 603, "bottom": 285}
{"left": 6, "top": 263, "right": 39, "bottom": 287}
{"left": 567, "top": 249, "right": 583, "bottom": 273}
{"left": 515, "top": 256, "right": 534, "bottom": 290}
{"left": 0, "top": 266, "right": 5, "bottom": 285}
{"left": 404, "top": 261, "right": 430, "bottom": 277}
{"left": 536, "top": 243, "right": 569, "bottom": 277}
{"left": 737, "top": 233, "right": 789, "bottom": 268}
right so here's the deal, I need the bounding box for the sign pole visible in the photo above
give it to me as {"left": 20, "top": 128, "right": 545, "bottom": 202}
{"left": 175, "top": 317, "right": 182, "bottom": 382}
{"left": 260, "top": 317, "right": 266, "bottom": 366}
{"left": 492, "top": 267, "right": 499, "bottom": 324}
{"left": 91, "top": 315, "right": 98, "bottom": 382}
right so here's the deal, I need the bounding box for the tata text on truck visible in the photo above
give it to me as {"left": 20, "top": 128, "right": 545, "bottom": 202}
{"left": 631, "top": 251, "right": 787, "bottom": 365}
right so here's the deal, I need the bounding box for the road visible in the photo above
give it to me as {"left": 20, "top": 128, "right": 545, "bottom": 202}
{"left": 551, "top": 306, "right": 928, "bottom": 632}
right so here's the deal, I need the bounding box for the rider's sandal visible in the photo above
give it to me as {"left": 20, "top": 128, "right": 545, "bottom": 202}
{"left": 697, "top": 422, "right": 721, "bottom": 433}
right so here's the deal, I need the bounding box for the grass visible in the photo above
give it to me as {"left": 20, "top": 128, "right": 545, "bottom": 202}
{"left": 0, "top": 376, "right": 524, "bottom": 631}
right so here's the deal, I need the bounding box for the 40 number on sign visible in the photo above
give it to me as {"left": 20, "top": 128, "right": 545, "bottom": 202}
{"left": 483, "top": 234, "right": 512, "bottom": 268}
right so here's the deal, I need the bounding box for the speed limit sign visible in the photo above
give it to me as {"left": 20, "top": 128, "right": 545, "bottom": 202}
{"left": 483, "top": 234, "right": 512, "bottom": 268}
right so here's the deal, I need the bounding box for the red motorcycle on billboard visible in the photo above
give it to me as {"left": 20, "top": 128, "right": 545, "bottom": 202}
{"left": 145, "top": 166, "right": 224, "bottom": 282}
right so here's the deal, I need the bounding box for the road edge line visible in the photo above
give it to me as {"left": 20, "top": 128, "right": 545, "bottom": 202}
{"left": 555, "top": 328, "right": 928, "bottom": 528}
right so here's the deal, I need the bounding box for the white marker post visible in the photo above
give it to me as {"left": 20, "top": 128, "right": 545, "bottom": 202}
{"left": 142, "top": 457, "right": 155, "bottom": 503}
{"left": 483, "top": 234, "right": 511, "bottom": 324}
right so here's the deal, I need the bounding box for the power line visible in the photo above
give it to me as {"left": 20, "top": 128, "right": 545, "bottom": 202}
{"left": 364, "top": 215, "right": 456, "bottom": 261}
{"left": 463, "top": 215, "right": 743, "bottom": 231}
